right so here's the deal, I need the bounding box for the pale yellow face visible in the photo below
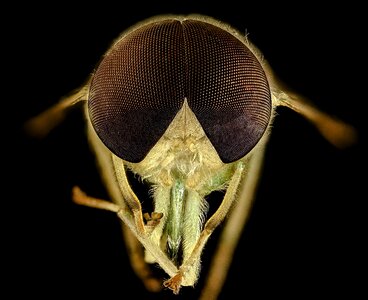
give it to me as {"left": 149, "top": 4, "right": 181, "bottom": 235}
{"left": 125, "top": 99, "right": 230, "bottom": 190}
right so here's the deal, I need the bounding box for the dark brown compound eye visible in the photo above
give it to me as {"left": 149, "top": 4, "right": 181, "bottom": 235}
{"left": 88, "top": 17, "right": 271, "bottom": 163}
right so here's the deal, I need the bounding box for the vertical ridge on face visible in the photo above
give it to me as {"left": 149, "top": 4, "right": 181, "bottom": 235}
{"left": 183, "top": 20, "right": 272, "bottom": 163}
{"left": 88, "top": 20, "right": 186, "bottom": 163}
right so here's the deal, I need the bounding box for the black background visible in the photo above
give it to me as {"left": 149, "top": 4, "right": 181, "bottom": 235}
{"left": 8, "top": 1, "right": 366, "bottom": 299}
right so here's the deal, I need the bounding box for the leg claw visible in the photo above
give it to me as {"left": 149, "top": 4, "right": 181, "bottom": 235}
{"left": 163, "top": 273, "right": 183, "bottom": 295}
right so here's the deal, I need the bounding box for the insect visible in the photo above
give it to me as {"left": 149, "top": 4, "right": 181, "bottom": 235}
{"left": 25, "top": 14, "right": 356, "bottom": 299}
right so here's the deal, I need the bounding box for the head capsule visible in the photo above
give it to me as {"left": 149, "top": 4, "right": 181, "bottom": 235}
{"left": 88, "top": 15, "right": 272, "bottom": 163}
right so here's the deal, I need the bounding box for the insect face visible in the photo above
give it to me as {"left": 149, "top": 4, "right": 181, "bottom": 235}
{"left": 88, "top": 17, "right": 272, "bottom": 164}
{"left": 25, "top": 14, "right": 356, "bottom": 298}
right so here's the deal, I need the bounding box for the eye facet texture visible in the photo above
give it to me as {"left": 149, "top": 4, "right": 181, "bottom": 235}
{"left": 88, "top": 18, "right": 271, "bottom": 163}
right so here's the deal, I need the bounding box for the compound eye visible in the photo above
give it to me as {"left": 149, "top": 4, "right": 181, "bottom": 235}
{"left": 88, "top": 17, "right": 271, "bottom": 163}
{"left": 88, "top": 20, "right": 186, "bottom": 163}
{"left": 183, "top": 20, "right": 272, "bottom": 163}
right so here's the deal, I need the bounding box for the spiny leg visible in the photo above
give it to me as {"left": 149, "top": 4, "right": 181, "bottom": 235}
{"left": 121, "top": 224, "right": 163, "bottom": 292}
{"left": 84, "top": 117, "right": 177, "bottom": 289}
{"left": 163, "top": 161, "right": 245, "bottom": 294}
{"left": 112, "top": 155, "right": 146, "bottom": 235}
{"left": 199, "top": 141, "right": 268, "bottom": 300}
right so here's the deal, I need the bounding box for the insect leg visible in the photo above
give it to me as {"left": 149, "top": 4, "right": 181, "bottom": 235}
{"left": 72, "top": 185, "right": 120, "bottom": 212}
{"left": 265, "top": 63, "right": 357, "bottom": 148}
{"left": 199, "top": 139, "right": 268, "bottom": 300}
{"left": 24, "top": 82, "right": 89, "bottom": 138}
{"left": 85, "top": 118, "right": 178, "bottom": 286}
{"left": 121, "top": 224, "right": 163, "bottom": 292}
{"left": 112, "top": 155, "right": 147, "bottom": 235}
{"left": 275, "top": 92, "right": 357, "bottom": 148}
{"left": 72, "top": 185, "right": 179, "bottom": 281}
